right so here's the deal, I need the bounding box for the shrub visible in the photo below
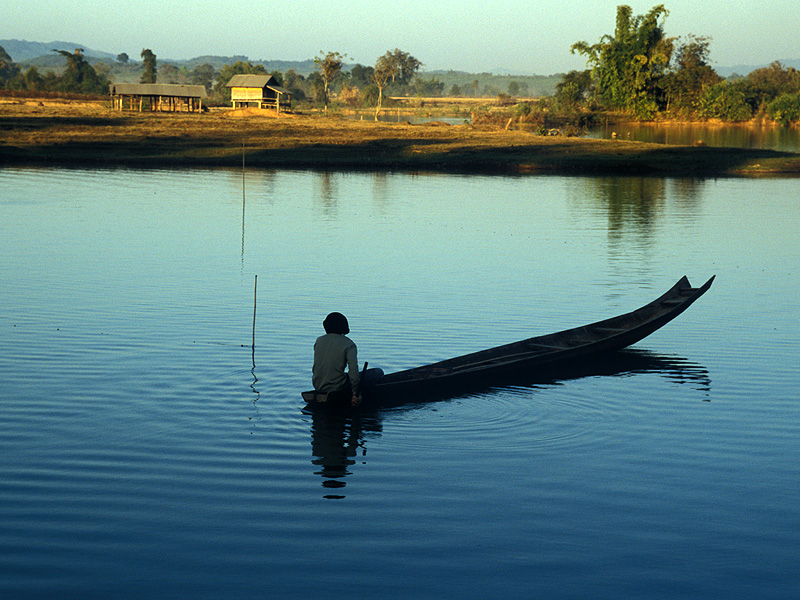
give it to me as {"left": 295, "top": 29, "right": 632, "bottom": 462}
{"left": 699, "top": 83, "right": 753, "bottom": 121}
{"left": 339, "top": 84, "right": 361, "bottom": 107}
{"left": 359, "top": 84, "right": 379, "bottom": 107}
{"left": 632, "top": 96, "right": 659, "bottom": 120}
{"left": 767, "top": 93, "right": 800, "bottom": 126}
{"left": 514, "top": 102, "right": 533, "bottom": 117}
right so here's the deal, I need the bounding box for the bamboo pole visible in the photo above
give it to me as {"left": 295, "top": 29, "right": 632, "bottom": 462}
{"left": 252, "top": 274, "right": 257, "bottom": 350}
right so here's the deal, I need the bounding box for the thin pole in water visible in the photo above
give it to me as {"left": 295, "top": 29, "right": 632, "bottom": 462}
{"left": 252, "top": 274, "right": 257, "bottom": 351}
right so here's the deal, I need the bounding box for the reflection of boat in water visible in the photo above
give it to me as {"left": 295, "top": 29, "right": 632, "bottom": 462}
{"left": 517, "top": 347, "right": 711, "bottom": 394}
{"left": 357, "top": 276, "right": 714, "bottom": 405}
{"left": 302, "top": 348, "right": 710, "bottom": 496}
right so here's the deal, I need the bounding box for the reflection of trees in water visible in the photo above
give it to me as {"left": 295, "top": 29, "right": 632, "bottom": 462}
{"left": 308, "top": 409, "right": 382, "bottom": 500}
{"left": 315, "top": 172, "right": 339, "bottom": 217}
{"left": 597, "top": 177, "right": 667, "bottom": 243}
{"left": 574, "top": 176, "right": 705, "bottom": 278}
{"left": 371, "top": 172, "right": 391, "bottom": 212}
{"left": 593, "top": 122, "right": 800, "bottom": 153}
{"left": 228, "top": 166, "right": 279, "bottom": 200}
{"left": 246, "top": 169, "right": 279, "bottom": 196}
{"left": 582, "top": 176, "right": 705, "bottom": 237}
{"left": 669, "top": 179, "right": 705, "bottom": 215}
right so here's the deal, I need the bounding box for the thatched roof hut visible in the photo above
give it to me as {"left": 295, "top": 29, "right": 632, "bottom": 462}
{"left": 225, "top": 75, "right": 291, "bottom": 111}
{"left": 110, "top": 83, "right": 207, "bottom": 112}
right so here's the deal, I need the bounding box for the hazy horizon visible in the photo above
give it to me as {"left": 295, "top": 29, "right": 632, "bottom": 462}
{"left": 2, "top": 0, "right": 798, "bottom": 76}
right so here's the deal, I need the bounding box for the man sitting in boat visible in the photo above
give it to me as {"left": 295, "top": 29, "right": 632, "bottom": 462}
{"left": 312, "top": 312, "right": 362, "bottom": 407}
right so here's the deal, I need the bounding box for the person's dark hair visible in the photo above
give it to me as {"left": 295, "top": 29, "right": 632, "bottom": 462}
{"left": 323, "top": 312, "right": 350, "bottom": 335}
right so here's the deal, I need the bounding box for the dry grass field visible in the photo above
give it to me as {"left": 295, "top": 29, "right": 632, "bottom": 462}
{"left": 2, "top": 97, "right": 799, "bottom": 176}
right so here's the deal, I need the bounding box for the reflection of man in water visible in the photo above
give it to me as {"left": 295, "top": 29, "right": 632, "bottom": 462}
{"left": 313, "top": 312, "right": 361, "bottom": 407}
{"left": 310, "top": 410, "right": 361, "bottom": 499}
{"left": 308, "top": 409, "right": 383, "bottom": 500}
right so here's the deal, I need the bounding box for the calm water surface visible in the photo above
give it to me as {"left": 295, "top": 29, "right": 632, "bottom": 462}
{"left": 1, "top": 167, "right": 798, "bottom": 599}
{"left": 588, "top": 121, "right": 800, "bottom": 152}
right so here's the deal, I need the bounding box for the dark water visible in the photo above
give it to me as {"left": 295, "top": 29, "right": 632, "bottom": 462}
{"left": 1, "top": 168, "right": 798, "bottom": 599}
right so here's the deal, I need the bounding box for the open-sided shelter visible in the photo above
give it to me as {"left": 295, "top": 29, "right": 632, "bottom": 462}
{"left": 110, "top": 83, "right": 207, "bottom": 112}
{"left": 225, "top": 75, "right": 292, "bottom": 111}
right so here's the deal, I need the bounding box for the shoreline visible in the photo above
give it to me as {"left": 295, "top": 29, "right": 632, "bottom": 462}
{"left": 2, "top": 100, "right": 799, "bottom": 176}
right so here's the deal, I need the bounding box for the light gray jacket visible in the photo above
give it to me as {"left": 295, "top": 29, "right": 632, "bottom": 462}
{"left": 312, "top": 333, "right": 360, "bottom": 394}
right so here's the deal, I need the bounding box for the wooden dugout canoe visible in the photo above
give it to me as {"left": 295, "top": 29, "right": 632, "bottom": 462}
{"left": 358, "top": 275, "right": 714, "bottom": 402}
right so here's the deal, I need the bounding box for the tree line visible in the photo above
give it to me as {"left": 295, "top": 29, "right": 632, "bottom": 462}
{"left": 210, "top": 49, "right": 433, "bottom": 115}
{"left": 564, "top": 4, "right": 800, "bottom": 124}
{"left": 0, "top": 46, "right": 110, "bottom": 95}
{"left": 3, "top": 17, "right": 799, "bottom": 126}
{"left": 0, "top": 44, "right": 436, "bottom": 112}
{"left": 1, "top": 44, "right": 541, "bottom": 109}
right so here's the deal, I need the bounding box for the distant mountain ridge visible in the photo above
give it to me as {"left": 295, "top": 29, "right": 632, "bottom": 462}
{"left": 2, "top": 38, "right": 799, "bottom": 78}
{"left": 0, "top": 39, "right": 117, "bottom": 62}
{"left": 0, "top": 39, "right": 319, "bottom": 75}
{"left": 715, "top": 59, "right": 800, "bottom": 78}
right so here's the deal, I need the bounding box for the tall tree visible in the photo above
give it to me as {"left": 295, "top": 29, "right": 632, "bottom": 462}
{"left": 314, "top": 51, "right": 346, "bottom": 110}
{"left": 746, "top": 61, "right": 800, "bottom": 108}
{"left": 213, "top": 61, "right": 266, "bottom": 103}
{"left": 662, "top": 35, "right": 721, "bottom": 115}
{"left": 0, "top": 45, "right": 20, "bottom": 86}
{"left": 571, "top": 5, "right": 673, "bottom": 118}
{"left": 283, "top": 69, "right": 307, "bottom": 100}
{"left": 52, "top": 48, "right": 108, "bottom": 94}
{"left": 371, "top": 55, "right": 393, "bottom": 119}
{"left": 140, "top": 48, "right": 157, "bottom": 83}
{"left": 555, "top": 70, "right": 594, "bottom": 106}
{"left": 189, "top": 63, "right": 216, "bottom": 92}
{"left": 379, "top": 49, "right": 422, "bottom": 88}
{"left": 349, "top": 64, "right": 375, "bottom": 88}
{"left": 27, "top": 66, "right": 46, "bottom": 90}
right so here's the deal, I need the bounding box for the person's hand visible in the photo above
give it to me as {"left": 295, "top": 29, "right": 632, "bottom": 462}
{"left": 351, "top": 394, "right": 361, "bottom": 407}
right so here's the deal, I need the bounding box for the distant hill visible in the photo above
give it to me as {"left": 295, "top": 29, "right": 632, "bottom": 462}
{"left": 0, "top": 39, "right": 116, "bottom": 62}
{"left": 419, "top": 70, "right": 564, "bottom": 97}
{"left": 716, "top": 58, "right": 800, "bottom": 78}
{"left": 4, "top": 38, "right": 798, "bottom": 82}
{"left": 175, "top": 56, "right": 317, "bottom": 76}
{"left": 0, "top": 40, "right": 321, "bottom": 76}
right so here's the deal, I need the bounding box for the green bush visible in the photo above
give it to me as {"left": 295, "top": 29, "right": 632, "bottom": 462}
{"left": 699, "top": 83, "right": 753, "bottom": 121}
{"left": 767, "top": 93, "right": 800, "bottom": 126}
{"left": 632, "top": 96, "right": 659, "bottom": 120}
{"left": 514, "top": 102, "right": 533, "bottom": 117}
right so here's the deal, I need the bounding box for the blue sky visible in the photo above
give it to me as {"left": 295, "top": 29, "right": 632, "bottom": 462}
{"left": 3, "top": 0, "right": 797, "bottom": 73}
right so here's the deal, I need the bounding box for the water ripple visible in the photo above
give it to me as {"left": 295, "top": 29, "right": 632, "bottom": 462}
{"left": 377, "top": 380, "right": 619, "bottom": 453}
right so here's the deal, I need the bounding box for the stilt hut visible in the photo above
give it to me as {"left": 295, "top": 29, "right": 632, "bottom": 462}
{"left": 226, "top": 75, "right": 292, "bottom": 112}
{"left": 109, "top": 83, "right": 207, "bottom": 112}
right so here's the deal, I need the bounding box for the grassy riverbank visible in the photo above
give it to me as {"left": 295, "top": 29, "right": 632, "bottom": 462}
{"left": 2, "top": 98, "right": 800, "bottom": 176}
